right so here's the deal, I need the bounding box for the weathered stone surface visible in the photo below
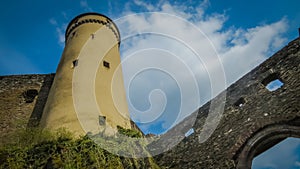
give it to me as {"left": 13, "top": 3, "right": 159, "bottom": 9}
{"left": 152, "top": 38, "right": 300, "bottom": 169}
{"left": 0, "top": 74, "right": 54, "bottom": 144}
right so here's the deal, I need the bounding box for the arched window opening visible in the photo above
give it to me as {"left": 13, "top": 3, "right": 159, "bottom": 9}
{"left": 236, "top": 124, "right": 300, "bottom": 169}
{"left": 252, "top": 137, "right": 300, "bottom": 169}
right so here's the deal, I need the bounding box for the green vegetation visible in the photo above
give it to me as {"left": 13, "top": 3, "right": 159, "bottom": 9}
{"left": 117, "top": 125, "right": 142, "bottom": 138}
{"left": 0, "top": 128, "right": 160, "bottom": 169}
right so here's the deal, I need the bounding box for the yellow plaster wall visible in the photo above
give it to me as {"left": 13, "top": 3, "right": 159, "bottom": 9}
{"left": 40, "top": 14, "right": 131, "bottom": 136}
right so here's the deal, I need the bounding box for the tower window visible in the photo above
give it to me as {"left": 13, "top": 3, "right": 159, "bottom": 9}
{"left": 72, "top": 59, "right": 78, "bottom": 68}
{"left": 91, "top": 33, "right": 95, "bottom": 39}
{"left": 103, "top": 61, "right": 110, "bottom": 68}
{"left": 99, "top": 116, "right": 106, "bottom": 126}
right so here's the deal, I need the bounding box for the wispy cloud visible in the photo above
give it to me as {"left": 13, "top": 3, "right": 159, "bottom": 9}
{"left": 133, "top": 0, "right": 156, "bottom": 11}
{"left": 49, "top": 18, "right": 67, "bottom": 47}
{"left": 49, "top": 18, "right": 57, "bottom": 25}
{"left": 80, "top": 0, "right": 93, "bottom": 11}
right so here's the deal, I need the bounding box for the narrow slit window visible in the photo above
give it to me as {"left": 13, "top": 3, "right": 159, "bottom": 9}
{"left": 72, "top": 59, "right": 78, "bottom": 68}
{"left": 99, "top": 116, "right": 106, "bottom": 126}
{"left": 91, "top": 33, "right": 95, "bottom": 39}
{"left": 103, "top": 61, "right": 110, "bottom": 68}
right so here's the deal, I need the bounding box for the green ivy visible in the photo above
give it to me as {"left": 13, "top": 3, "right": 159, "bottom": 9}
{"left": 117, "top": 126, "right": 142, "bottom": 138}
{"left": 0, "top": 128, "right": 159, "bottom": 169}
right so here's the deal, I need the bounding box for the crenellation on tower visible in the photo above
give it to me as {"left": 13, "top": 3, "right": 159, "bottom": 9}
{"left": 65, "top": 13, "right": 120, "bottom": 45}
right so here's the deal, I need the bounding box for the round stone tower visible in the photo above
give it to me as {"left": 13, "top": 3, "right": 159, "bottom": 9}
{"left": 40, "top": 13, "right": 132, "bottom": 136}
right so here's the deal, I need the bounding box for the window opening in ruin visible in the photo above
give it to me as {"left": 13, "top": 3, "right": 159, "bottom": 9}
{"left": 265, "top": 79, "right": 284, "bottom": 91}
{"left": 234, "top": 97, "right": 245, "bottom": 107}
{"left": 262, "top": 73, "right": 284, "bottom": 91}
{"left": 99, "top": 116, "right": 106, "bottom": 126}
{"left": 185, "top": 128, "right": 195, "bottom": 137}
{"left": 252, "top": 137, "right": 300, "bottom": 169}
{"left": 22, "top": 89, "right": 38, "bottom": 103}
{"left": 72, "top": 59, "right": 78, "bottom": 68}
{"left": 103, "top": 61, "right": 110, "bottom": 68}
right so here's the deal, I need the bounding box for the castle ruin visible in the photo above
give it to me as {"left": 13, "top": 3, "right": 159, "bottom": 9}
{"left": 0, "top": 13, "right": 299, "bottom": 168}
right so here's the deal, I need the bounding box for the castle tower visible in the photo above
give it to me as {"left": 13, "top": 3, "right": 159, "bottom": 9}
{"left": 40, "top": 13, "right": 132, "bottom": 136}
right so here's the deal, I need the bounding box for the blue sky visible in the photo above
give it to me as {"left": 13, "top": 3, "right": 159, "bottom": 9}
{"left": 0, "top": 0, "right": 299, "bottom": 75}
{"left": 0, "top": 0, "right": 299, "bottom": 168}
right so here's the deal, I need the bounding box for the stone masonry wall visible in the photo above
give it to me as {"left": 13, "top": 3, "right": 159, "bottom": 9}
{"left": 0, "top": 74, "right": 54, "bottom": 144}
{"left": 152, "top": 38, "right": 300, "bottom": 168}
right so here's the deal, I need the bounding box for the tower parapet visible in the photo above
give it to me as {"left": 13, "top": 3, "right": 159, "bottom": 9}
{"left": 65, "top": 13, "right": 120, "bottom": 45}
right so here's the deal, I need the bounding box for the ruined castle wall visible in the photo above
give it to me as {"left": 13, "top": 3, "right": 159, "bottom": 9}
{"left": 153, "top": 38, "right": 300, "bottom": 168}
{"left": 0, "top": 74, "right": 54, "bottom": 144}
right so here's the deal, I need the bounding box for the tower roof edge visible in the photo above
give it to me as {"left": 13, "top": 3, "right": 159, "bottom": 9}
{"left": 65, "top": 12, "right": 121, "bottom": 45}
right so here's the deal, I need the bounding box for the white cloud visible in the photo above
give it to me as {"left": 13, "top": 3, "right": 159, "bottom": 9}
{"left": 56, "top": 26, "right": 66, "bottom": 47}
{"left": 115, "top": 1, "right": 288, "bottom": 134}
{"left": 221, "top": 19, "right": 288, "bottom": 84}
{"left": 49, "top": 18, "right": 67, "bottom": 47}
{"left": 133, "top": 0, "right": 155, "bottom": 11}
